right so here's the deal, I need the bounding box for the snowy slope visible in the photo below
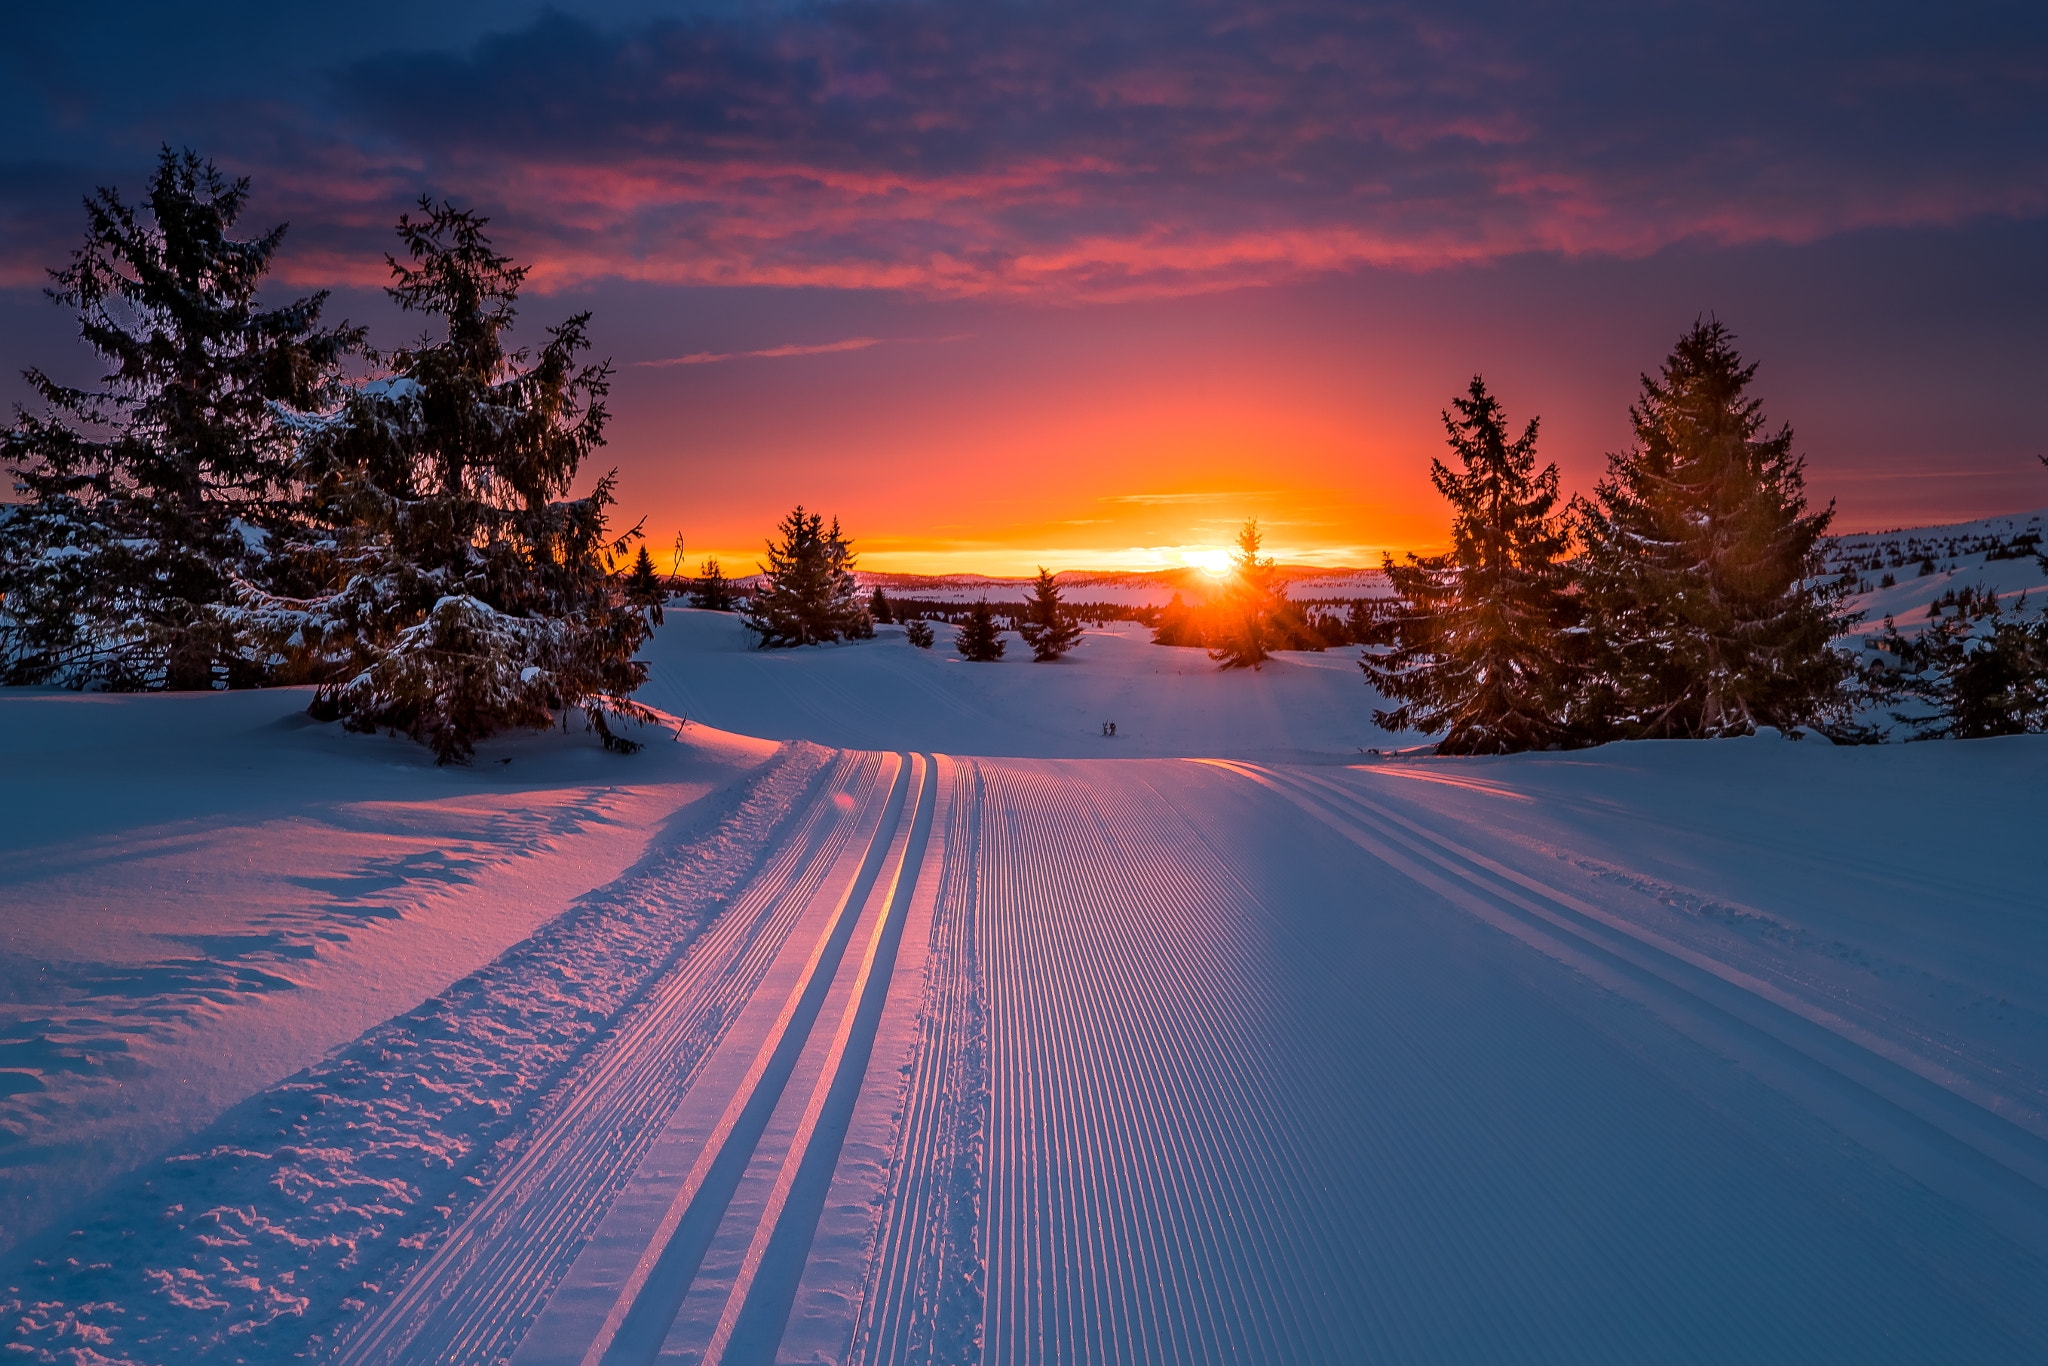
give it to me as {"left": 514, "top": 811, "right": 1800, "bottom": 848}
{"left": 0, "top": 689, "right": 775, "bottom": 1258}
{"left": 1827, "top": 507, "right": 2048, "bottom": 647}
{"left": 2, "top": 514, "right": 2046, "bottom": 1365}
{"left": 636, "top": 609, "right": 1427, "bottom": 760}
{"left": 8, "top": 733, "right": 2043, "bottom": 1364}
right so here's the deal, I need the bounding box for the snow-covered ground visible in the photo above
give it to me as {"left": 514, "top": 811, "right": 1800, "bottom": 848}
{"left": 1827, "top": 507, "right": 2048, "bottom": 649}
{"left": 0, "top": 691, "right": 775, "bottom": 1259}
{"left": 635, "top": 610, "right": 1429, "bottom": 761}
{"left": 3, "top": 557, "right": 2046, "bottom": 1364}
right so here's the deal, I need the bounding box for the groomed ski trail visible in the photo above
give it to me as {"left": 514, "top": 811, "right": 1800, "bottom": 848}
{"left": 851, "top": 755, "right": 2047, "bottom": 1365}
{"left": 504, "top": 750, "right": 946, "bottom": 1366}
{"left": 1200, "top": 759, "right": 2048, "bottom": 1257}
{"left": 332, "top": 749, "right": 899, "bottom": 1365}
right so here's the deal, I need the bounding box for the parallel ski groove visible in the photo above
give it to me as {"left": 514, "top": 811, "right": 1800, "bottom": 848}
{"left": 332, "top": 751, "right": 878, "bottom": 1366}
{"left": 582, "top": 751, "right": 911, "bottom": 1366}
{"left": 696, "top": 753, "right": 935, "bottom": 1362}
{"left": 1209, "top": 759, "right": 2048, "bottom": 1257}
{"left": 848, "top": 757, "right": 983, "bottom": 1366}
{"left": 976, "top": 763, "right": 1398, "bottom": 1365}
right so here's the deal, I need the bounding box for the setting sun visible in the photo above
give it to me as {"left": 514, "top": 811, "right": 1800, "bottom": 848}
{"left": 1185, "top": 547, "right": 1233, "bottom": 576}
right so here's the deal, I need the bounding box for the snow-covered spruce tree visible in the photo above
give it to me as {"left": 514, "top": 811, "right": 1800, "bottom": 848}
{"left": 1018, "top": 566, "right": 1083, "bottom": 661}
{"left": 1572, "top": 320, "right": 1852, "bottom": 740}
{"left": 236, "top": 199, "right": 651, "bottom": 763}
{"left": 693, "top": 556, "right": 733, "bottom": 611}
{"left": 1208, "top": 519, "right": 1286, "bottom": 670}
{"left": 0, "top": 147, "right": 359, "bottom": 689}
{"left": 741, "top": 506, "right": 871, "bottom": 645}
{"left": 904, "top": 618, "right": 935, "bottom": 649}
{"left": 955, "top": 598, "right": 1005, "bottom": 660}
{"left": 1361, "top": 376, "right": 1577, "bottom": 753}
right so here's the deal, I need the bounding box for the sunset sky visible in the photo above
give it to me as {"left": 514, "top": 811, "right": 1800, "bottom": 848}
{"left": 3, "top": 1, "right": 2044, "bottom": 573}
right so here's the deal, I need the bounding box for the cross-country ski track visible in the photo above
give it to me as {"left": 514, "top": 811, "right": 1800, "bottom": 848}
{"left": 6, "top": 741, "right": 2046, "bottom": 1363}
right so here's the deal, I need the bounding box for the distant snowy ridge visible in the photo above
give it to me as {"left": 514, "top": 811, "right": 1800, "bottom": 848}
{"left": 705, "top": 564, "right": 1392, "bottom": 608}
{"left": 1823, "top": 507, "right": 2048, "bottom": 647}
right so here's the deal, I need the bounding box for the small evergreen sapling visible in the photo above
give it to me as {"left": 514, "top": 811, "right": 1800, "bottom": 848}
{"left": 1018, "top": 566, "right": 1083, "bottom": 661}
{"left": 955, "top": 599, "right": 1005, "bottom": 661}
{"left": 1152, "top": 592, "right": 1204, "bottom": 648}
{"left": 743, "top": 506, "right": 871, "bottom": 646}
{"left": 626, "top": 544, "right": 665, "bottom": 626}
{"left": 1208, "top": 519, "right": 1285, "bottom": 670}
{"left": 905, "top": 619, "right": 935, "bottom": 649}
{"left": 694, "top": 557, "right": 733, "bottom": 611}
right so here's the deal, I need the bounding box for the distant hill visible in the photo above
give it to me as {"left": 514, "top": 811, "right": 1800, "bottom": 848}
{"left": 1820, "top": 507, "right": 2047, "bottom": 649}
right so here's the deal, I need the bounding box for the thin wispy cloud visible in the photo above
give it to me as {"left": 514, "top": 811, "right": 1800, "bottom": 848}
{"left": 636, "top": 336, "right": 882, "bottom": 367}
{"left": 635, "top": 332, "right": 973, "bottom": 368}
{"left": 1098, "top": 491, "right": 1286, "bottom": 507}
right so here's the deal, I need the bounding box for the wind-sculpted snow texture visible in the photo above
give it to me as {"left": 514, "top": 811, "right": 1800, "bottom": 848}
{"left": 6, "top": 735, "right": 2046, "bottom": 1363}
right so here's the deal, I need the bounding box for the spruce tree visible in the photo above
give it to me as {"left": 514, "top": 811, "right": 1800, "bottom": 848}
{"left": 625, "top": 544, "right": 665, "bottom": 627}
{"left": 1346, "top": 599, "right": 1379, "bottom": 645}
{"left": 1152, "top": 592, "right": 1205, "bottom": 648}
{"left": 235, "top": 199, "right": 650, "bottom": 763}
{"left": 694, "top": 556, "right": 733, "bottom": 611}
{"left": 1208, "top": 519, "right": 1284, "bottom": 670}
{"left": 870, "top": 586, "right": 894, "bottom": 624}
{"left": 955, "top": 598, "right": 1006, "bottom": 660}
{"left": 1018, "top": 566, "right": 1083, "bottom": 661}
{"left": 742, "top": 506, "right": 870, "bottom": 646}
{"left": 1361, "top": 376, "right": 1576, "bottom": 753}
{"left": 0, "top": 147, "right": 359, "bottom": 689}
{"left": 1573, "top": 320, "right": 1851, "bottom": 739}
{"left": 904, "top": 618, "right": 935, "bottom": 649}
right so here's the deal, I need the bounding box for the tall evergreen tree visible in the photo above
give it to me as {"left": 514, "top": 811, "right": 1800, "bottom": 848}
{"left": 234, "top": 199, "right": 649, "bottom": 763}
{"left": 955, "top": 598, "right": 1006, "bottom": 660}
{"left": 1208, "top": 519, "right": 1285, "bottom": 670}
{"left": 1018, "top": 566, "right": 1083, "bottom": 661}
{"left": 870, "top": 586, "right": 895, "bottom": 624}
{"left": 0, "top": 147, "right": 359, "bottom": 689}
{"left": 742, "top": 506, "right": 870, "bottom": 646}
{"left": 1362, "top": 376, "right": 1576, "bottom": 753}
{"left": 693, "top": 555, "right": 733, "bottom": 611}
{"left": 1573, "top": 320, "right": 1851, "bottom": 738}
